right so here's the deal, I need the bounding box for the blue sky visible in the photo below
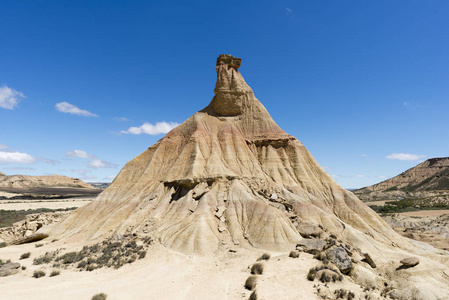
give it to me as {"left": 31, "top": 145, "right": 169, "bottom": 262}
{"left": 0, "top": 1, "right": 448, "bottom": 188}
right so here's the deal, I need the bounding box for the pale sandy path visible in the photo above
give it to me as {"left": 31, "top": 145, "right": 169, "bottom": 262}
{"left": 398, "top": 210, "right": 449, "bottom": 217}
{"left": 0, "top": 199, "right": 93, "bottom": 210}
{"left": 0, "top": 242, "right": 323, "bottom": 300}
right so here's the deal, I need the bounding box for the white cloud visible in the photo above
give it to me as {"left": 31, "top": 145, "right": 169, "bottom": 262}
{"left": 386, "top": 153, "right": 426, "bottom": 161}
{"left": 121, "top": 121, "right": 179, "bottom": 135}
{"left": 0, "top": 86, "right": 26, "bottom": 110}
{"left": 331, "top": 174, "right": 341, "bottom": 178}
{"left": 378, "top": 175, "right": 387, "bottom": 179}
{"left": 355, "top": 174, "right": 366, "bottom": 178}
{"left": 0, "top": 144, "right": 9, "bottom": 150}
{"left": 0, "top": 151, "right": 35, "bottom": 164}
{"left": 360, "top": 154, "right": 368, "bottom": 157}
{"left": 88, "top": 158, "right": 117, "bottom": 169}
{"left": 55, "top": 102, "right": 98, "bottom": 117}
{"left": 66, "top": 150, "right": 92, "bottom": 158}
{"left": 5, "top": 167, "right": 35, "bottom": 170}
{"left": 114, "top": 117, "right": 129, "bottom": 122}
{"left": 286, "top": 7, "right": 293, "bottom": 14}
{"left": 105, "top": 174, "right": 116, "bottom": 180}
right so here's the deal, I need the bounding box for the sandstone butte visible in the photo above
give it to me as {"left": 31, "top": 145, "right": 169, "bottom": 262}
{"left": 40, "top": 55, "right": 449, "bottom": 299}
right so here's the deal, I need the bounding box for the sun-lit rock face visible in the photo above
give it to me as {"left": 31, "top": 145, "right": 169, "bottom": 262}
{"left": 47, "top": 55, "right": 397, "bottom": 254}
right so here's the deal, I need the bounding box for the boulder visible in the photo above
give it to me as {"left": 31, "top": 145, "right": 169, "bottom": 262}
{"left": 0, "top": 262, "right": 21, "bottom": 277}
{"left": 400, "top": 257, "right": 420, "bottom": 268}
{"left": 296, "top": 222, "right": 323, "bottom": 238}
{"left": 9, "top": 233, "right": 48, "bottom": 245}
{"left": 296, "top": 238, "right": 326, "bottom": 254}
{"left": 326, "top": 246, "right": 353, "bottom": 274}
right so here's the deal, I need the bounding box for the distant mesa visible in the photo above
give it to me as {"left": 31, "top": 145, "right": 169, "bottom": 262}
{"left": 46, "top": 54, "right": 400, "bottom": 255}
{"left": 357, "top": 157, "right": 449, "bottom": 193}
{"left": 0, "top": 173, "right": 93, "bottom": 189}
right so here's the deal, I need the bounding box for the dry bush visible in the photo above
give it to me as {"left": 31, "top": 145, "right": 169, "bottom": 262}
{"left": 50, "top": 270, "right": 60, "bottom": 277}
{"left": 35, "top": 243, "right": 43, "bottom": 248}
{"left": 20, "top": 252, "right": 31, "bottom": 259}
{"left": 289, "top": 251, "right": 300, "bottom": 258}
{"left": 33, "top": 270, "right": 46, "bottom": 278}
{"left": 257, "top": 253, "right": 270, "bottom": 261}
{"left": 307, "top": 265, "right": 343, "bottom": 283}
{"left": 250, "top": 263, "right": 264, "bottom": 275}
{"left": 244, "top": 276, "right": 257, "bottom": 290}
{"left": 249, "top": 290, "right": 257, "bottom": 300}
{"left": 91, "top": 293, "right": 107, "bottom": 300}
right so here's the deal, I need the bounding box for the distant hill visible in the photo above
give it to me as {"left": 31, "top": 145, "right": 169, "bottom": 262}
{"left": 0, "top": 173, "right": 93, "bottom": 189}
{"left": 357, "top": 157, "right": 449, "bottom": 193}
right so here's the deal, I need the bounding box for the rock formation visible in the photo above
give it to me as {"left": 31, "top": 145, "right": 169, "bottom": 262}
{"left": 357, "top": 157, "right": 449, "bottom": 193}
{"left": 46, "top": 54, "right": 398, "bottom": 254}
{"left": 0, "top": 173, "right": 93, "bottom": 189}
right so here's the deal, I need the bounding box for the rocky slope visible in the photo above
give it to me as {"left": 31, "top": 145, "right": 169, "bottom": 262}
{"left": 0, "top": 173, "right": 93, "bottom": 189}
{"left": 357, "top": 158, "right": 449, "bottom": 194}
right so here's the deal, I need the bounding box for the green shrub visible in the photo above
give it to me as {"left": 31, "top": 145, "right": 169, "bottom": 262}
{"left": 91, "top": 293, "right": 107, "bottom": 300}
{"left": 33, "top": 270, "right": 46, "bottom": 278}
{"left": 250, "top": 263, "right": 263, "bottom": 275}
{"left": 20, "top": 252, "right": 31, "bottom": 260}
{"left": 0, "top": 242, "right": 7, "bottom": 248}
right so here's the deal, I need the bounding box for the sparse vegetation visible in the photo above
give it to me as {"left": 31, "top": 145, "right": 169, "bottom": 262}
{"left": 0, "top": 207, "right": 77, "bottom": 228}
{"left": 33, "top": 252, "right": 56, "bottom": 265}
{"left": 307, "top": 265, "right": 343, "bottom": 283}
{"left": 31, "top": 235, "right": 152, "bottom": 271}
{"left": 33, "top": 270, "right": 46, "bottom": 278}
{"left": 91, "top": 293, "right": 107, "bottom": 300}
{"left": 244, "top": 276, "right": 257, "bottom": 290}
{"left": 289, "top": 250, "right": 300, "bottom": 258}
{"left": 50, "top": 270, "right": 60, "bottom": 277}
{"left": 369, "top": 197, "right": 449, "bottom": 214}
{"left": 257, "top": 253, "right": 270, "bottom": 261}
{"left": 0, "top": 242, "right": 7, "bottom": 248}
{"left": 249, "top": 290, "right": 257, "bottom": 300}
{"left": 250, "top": 263, "right": 264, "bottom": 275}
{"left": 334, "top": 289, "right": 355, "bottom": 299}
{"left": 35, "top": 243, "right": 43, "bottom": 248}
{"left": 20, "top": 252, "right": 31, "bottom": 260}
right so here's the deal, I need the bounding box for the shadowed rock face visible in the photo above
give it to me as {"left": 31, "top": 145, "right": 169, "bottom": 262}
{"left": 46, "top": 55, "right": 397, "bottom": 254}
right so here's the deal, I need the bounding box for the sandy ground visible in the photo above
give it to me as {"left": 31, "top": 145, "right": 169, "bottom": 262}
{"left": 0, "top": 198, "right": 93, "bottom": 210}
{"left": 398, "top": 210, "right": 449, "bottom": 217}
{"left": 0, "top": 241, "right": 329, "bottom": 300}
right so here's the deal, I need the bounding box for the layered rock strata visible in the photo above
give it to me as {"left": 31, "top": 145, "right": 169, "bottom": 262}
{"left": 45, "top": 54, "right": 399, "bottom": 255}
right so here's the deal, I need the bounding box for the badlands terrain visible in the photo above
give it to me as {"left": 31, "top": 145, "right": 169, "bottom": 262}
{"left": 1, "top": 55, "right": 449, "bottom": 300}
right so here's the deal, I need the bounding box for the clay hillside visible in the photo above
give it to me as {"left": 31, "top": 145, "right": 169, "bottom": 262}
{"left": 357, "top": 157, "right": 449, "bottom": 193}
{"left": 46, "top": 54, "right": 398, "bottom": 253}
{"left": 0, "top": 172, "right": 93, "bottom": 189}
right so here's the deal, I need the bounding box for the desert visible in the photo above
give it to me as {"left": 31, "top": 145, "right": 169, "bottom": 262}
{"left": 1, "top": 2, "right": 448, "bottom": 299}
{"left": 1, "top": 55, "right": 449, "bottom": 300}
